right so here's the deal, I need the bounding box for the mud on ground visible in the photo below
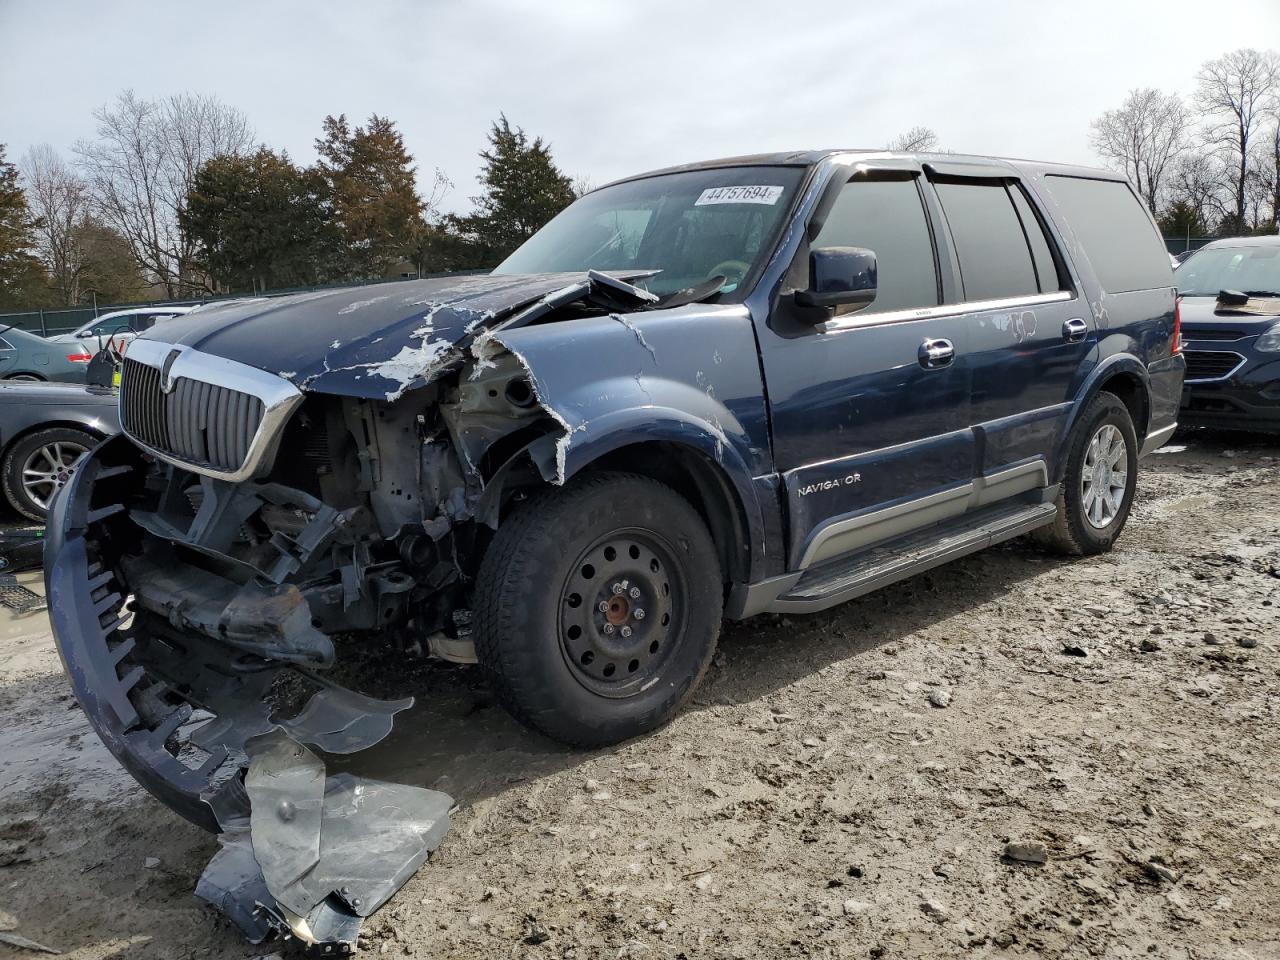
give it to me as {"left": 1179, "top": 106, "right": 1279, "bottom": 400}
{"left": 1, "top": 430, "right": 1278, "bottom": 959}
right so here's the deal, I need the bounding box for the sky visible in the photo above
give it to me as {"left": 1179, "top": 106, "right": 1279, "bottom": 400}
{"left": 3, "top": 0, "right": 1278, "bottom": 215}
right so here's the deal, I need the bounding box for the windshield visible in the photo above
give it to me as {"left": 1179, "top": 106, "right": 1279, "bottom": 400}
{"left": 493, "top": 166, "right": 806, "bottom": 298}
{"left": 1176, "top": 244, "right": 1280, "bottom": 297}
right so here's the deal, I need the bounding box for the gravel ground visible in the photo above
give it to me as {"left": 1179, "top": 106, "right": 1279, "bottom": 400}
{"left": 1, "top": 429, "right": 1278, "bottom": 959}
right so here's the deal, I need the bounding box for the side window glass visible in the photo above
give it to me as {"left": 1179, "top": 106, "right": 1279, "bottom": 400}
{"left": 933, "top": 180, "right": 1040, "bottom": 301}
{"left": 0, "top": 338, "right": 13, "bottom": 351}
{"left": 1008, "top": 186, "right": 1065, "bottom": 294}
{"left": 812, "top": 177, "right": 939, "bottom": 315}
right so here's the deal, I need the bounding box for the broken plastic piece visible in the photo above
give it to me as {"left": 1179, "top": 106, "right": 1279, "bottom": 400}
{"left": 200, "top": 732, "right": 454, "bottom": 951}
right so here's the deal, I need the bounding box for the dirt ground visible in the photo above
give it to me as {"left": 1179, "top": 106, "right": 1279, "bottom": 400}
{"left": 2, "top": 429, "right": 1279, "bottom": 960}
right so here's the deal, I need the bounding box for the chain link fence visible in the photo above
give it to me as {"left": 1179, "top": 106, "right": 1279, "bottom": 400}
{"left": 0, "top": 271, "right": 485, "bottom": 337}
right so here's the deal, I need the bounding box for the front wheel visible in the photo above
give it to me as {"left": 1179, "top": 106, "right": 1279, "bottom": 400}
{"left": 473, "top": 472, "right": 723, "bottom": 747}
{"left": 1033, "top": 392, "right": 1138, "bottom": 555}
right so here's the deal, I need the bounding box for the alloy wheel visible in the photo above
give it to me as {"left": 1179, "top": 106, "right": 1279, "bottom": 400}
{"left": 1080, "top": 423, "right": 1127, "bottom": 529}
{"left": 21, "top": 440, "right": 88, "bottom": 511}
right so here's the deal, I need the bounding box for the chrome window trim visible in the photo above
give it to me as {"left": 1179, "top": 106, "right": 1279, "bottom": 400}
{"left": 122, "top": 339, "right": 304, "bottom": 482}
{"left": 817, "top": 290, "right": 1074, "bottom": 334}
{"left": 1183, "top": 349, "right": 1247, "bottom": 384}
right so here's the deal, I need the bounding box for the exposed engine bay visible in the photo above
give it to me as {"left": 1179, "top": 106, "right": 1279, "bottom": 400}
{"left": 45, "top": 269, "right": 704, "bottom": 951}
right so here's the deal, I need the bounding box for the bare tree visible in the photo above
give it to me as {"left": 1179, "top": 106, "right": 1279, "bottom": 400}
{"left": 20, "top": 144, "right": 91, "bottom": 305}
{"left": 1195, "top": 48, "right": 1280, "bottom": 229}
{"left": 1090, "top": 88, "right": 1189, "bottom": 214}
{"left": 887, "top": 126, "right": 939, "bottom": 152}
{"left": 75, "top": 90, "right": 253, "bottom": 297}
{"left": 1168, "top": 151, "right": 1230, "bottom": 231}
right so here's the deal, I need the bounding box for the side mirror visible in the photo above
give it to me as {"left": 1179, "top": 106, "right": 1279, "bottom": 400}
{"left": 795, "top": 246, "right": 878, "bottom": 309}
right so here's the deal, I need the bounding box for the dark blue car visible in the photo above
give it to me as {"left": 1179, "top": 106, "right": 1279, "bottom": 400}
{"left": 1175, "top": 236, "right": 1280, "bottom": 432}
{"left": 46, "top": 150, "right": 1182, "bottom": 832}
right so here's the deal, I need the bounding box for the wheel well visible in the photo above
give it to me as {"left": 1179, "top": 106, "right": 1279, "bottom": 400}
{"left": 5, "top": 373, "right": 46, "bottom": 381}
{"left": 1097, "top": 373, "right": 1149, "bottom": 440}
{"left": 581, "top": 441, "right": 750, "bottom": 586}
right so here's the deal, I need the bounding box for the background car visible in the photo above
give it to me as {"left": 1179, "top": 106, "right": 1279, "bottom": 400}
{"left": 46, "top": 305, "right": 192, "bottom": 352}
{"left": 0, "top": 380, "right": 120, "bottom": 520}
{"left": 1175, "top": 235, "right": 1280, "bottom": 432}
{"left": 0, "top": 324, "right": 102, "bottom": 382}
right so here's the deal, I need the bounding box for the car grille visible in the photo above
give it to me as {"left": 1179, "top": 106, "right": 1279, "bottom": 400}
{"left": 120, "top": 356, "right": 266, "bottom": 475}
{"left": 1181, "top": 328, "right": 1246, "bottom": 342}
{"left": 1183, "top": 350, "right": 1245, "bottom": 382}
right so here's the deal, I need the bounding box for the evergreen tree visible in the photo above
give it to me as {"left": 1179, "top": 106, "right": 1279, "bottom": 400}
{"left": 315, "top": 115, "right": 422, "bottom": 279}
{"left": 0, "top": 144, "right": 49, "bottom": 309}
{"left": 182, "top": 147, "right": 336, "bottom": 293}
{"left": 453, "top": 115, "right": 576, "bottom": 266}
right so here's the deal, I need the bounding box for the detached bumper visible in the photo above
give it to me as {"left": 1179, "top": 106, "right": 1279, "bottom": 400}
{"left": 44, "top": 436, "right": 225, "bottom": 830}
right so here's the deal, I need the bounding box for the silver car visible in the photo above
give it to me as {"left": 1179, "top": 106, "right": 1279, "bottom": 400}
{"left": 46, "top": 306, "right": 192, "bottom": 352}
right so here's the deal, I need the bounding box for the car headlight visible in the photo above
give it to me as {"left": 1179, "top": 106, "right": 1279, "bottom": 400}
{"left": 1258, "top": 322, "right": 1280, "bottom": 353}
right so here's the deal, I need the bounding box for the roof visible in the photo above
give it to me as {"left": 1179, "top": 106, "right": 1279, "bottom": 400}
{"left": 601, "top": 149, "right": 1122, "bottom": 190}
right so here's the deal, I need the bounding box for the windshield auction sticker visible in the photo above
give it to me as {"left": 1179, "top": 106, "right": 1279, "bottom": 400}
{"left": 694, "top": 185, "right": 784, "bottom": 206}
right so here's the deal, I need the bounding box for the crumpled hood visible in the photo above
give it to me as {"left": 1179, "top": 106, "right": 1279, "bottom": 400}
{"left": 140, "top": 273, "right": 589, "bottom": 400}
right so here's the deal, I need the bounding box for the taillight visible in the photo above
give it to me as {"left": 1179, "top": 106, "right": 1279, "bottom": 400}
{"left": 66, "top": 353, "right": 93, "bottom": 363}
{"left": 1172, "top": 295, "right": 1182, "bottom": 355}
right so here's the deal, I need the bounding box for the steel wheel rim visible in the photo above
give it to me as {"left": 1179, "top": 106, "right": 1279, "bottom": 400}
{"left": 21, "top": 440, "right": 87, "bottom": 510}
{"left": 1080, "top": 423, "right": 1127, "bottom": 530}
{"left": 557, "top": 527, "right": 685, "bottom": 699}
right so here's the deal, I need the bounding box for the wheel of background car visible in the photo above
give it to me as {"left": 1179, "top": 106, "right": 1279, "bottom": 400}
{"left": 706, "top": 259, "right": 750, "bottom": 284}
{"left": 5, "top": 373, "right": 42, "bottom": 382}
{"left": 1031, "top": 392, "right": 1138, "bottom": 556}
{"left": 472, "top": 472, "right": 723, "bottom": 747}
{"left": 2, "top": 427, "right": 96, "bottom": 521}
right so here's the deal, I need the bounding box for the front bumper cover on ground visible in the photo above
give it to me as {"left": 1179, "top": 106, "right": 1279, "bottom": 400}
{"left": 45, "top": 436, "right": 453, "bottom": 951}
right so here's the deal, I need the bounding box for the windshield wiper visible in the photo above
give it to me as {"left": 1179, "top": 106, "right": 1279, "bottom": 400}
{"left": 654, "top": 276, "right": 725, "bottom": 310}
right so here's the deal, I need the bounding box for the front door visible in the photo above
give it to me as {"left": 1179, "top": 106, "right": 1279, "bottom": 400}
{"left": 758, "top": 166, "right": 976, "bottom": 571}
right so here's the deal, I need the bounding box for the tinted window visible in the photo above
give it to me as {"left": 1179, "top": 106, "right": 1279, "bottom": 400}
{"left": 933, "top": 180, "right": 1040, "bottom": 301}
{"left": 1044, "top": 176, "right": 1172, "bottom": 293}
{"left": 1008, "top": 186, "right": 1064, "bottom": 293}
{"left": 812, "top": 177, "right": 938, "bottom": 315}
{"left": 0, "top": 338, "right": 12, "bottom": 351}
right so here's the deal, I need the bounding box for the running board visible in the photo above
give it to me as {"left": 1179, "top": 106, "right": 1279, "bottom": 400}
{"left": 745, "top": 500, "right": 1058, "bottom": 616}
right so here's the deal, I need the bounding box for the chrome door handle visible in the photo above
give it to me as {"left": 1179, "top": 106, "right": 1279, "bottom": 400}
{"left": 919, "top": 338, "right": 955, "bottom": 368}
{"left": 1063, "top": 318, "right": 1088, "bottom": 343}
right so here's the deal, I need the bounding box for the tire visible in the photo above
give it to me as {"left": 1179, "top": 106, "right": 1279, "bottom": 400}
{"left": 6, "top": 373, "right": 43, "bottom": 382}
{"left": 1032, "top": 392, "right": 1139, "bottom": 556}
{"left": 2, "top": 427, "right": 97, "bottom": 521}
{"left": 473, "top": 472, "right": 723, "bottom": 748}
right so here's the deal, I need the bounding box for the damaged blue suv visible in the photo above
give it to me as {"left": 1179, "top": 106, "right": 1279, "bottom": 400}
{"left": 47, "top": 150, "right": 1182, "bottom": 841}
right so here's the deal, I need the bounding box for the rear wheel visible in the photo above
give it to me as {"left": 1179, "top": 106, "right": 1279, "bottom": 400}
{"left": 1033, "top": 393, "right": 1138, "bottom": 555}
{"left": 473, "top": 472, "right": 722, "bottom": 747}
{"left": 2, "top": 427, "right": 96, "bottom": 521}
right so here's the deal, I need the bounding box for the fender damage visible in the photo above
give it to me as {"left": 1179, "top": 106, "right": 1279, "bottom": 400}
{"left": 44, "top": 270, "right": 756, "bottom": 950}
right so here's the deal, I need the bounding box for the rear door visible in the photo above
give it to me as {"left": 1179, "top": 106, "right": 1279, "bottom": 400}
{"left": 924, "top": 167, "right": 1087, "bottom": 497}
{"left": 759, "top": 164, "right": 976, "bottom": 571}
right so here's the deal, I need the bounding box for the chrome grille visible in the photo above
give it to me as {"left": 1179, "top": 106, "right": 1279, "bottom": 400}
{"left": 119, "top": 341, "right": 303, "bottom": 482}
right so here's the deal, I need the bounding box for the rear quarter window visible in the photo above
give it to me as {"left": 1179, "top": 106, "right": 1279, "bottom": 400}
{"left": 1044, "top": 176, "right": 1172, "bottom": 294}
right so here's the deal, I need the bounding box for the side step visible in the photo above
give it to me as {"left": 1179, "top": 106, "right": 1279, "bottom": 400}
{"left": 768, "top": 500, "right": 1058, "bottom": 614}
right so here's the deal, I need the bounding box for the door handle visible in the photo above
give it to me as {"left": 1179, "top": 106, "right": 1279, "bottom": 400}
{"left": 919, "top": 338, "right": 955, "bottom": 368}
{"left": 1063, "top": 318, "right": 1088, "bottom": 343}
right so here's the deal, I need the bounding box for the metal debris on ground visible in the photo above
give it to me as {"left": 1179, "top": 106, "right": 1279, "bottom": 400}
{"left": 0, "top": 575, "right": 46, "bottom": 614}
{"left": 196, "top": 730, "right": 453, "bottom": 952}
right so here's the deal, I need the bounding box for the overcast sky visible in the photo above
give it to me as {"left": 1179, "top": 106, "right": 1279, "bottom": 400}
{"left": 3, "top": 0, "right": 1278, "bottom": 214}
